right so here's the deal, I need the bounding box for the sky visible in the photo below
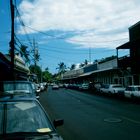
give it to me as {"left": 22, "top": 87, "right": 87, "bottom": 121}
{"left": 0, "top": 0, "right": 140, "bottom": 74}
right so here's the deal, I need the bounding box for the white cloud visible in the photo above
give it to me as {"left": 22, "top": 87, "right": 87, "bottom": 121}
{"left": 18, "top": 0, "right": 140, "bottom": 49}
{"left": 66, "top": 30, "right": 129, "bottom": 49}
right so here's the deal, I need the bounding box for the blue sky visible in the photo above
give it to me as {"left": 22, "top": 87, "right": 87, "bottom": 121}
{"left": 0, "top": 0, "right": 140, "bottom": 74}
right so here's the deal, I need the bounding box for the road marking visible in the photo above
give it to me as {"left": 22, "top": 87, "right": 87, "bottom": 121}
{"left": 104, "top": 118, "right": 122, "bottom": 123}
{"left": 121, "top": 116, "right": 140, "bottom": 124}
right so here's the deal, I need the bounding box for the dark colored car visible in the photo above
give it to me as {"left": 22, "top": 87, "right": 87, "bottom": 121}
{"left": 0, "top": 81, "right": 38, "bottom": 98}
{"left": 0, "top": 94, "right": 64, "bottom": 140}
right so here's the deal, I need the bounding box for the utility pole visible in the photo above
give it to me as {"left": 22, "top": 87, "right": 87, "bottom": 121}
{"left": 10, "top": 0, "right": 15, "bottom": 80}
{"left": 89, "top": 47, "right": 91, "bottom": 64}
{"left": 41, "top": 65, "right": 43, "bottom": 83}
{"left": 33, "top": 38, "right": 39, "bottom": 66}
{"left": 33, "top": 38, "right": 36, "bottom": 66}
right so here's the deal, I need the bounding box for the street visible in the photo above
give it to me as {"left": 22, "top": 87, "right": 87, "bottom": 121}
{"left": 39, "top": 87, "right": 140, "bottom": 140}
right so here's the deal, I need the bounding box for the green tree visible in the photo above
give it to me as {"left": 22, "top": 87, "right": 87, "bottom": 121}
{"left": 43, "top": 68, "right": 52, "bottom": 82}
{"left": 56, "top": 62, "right": 66, "bottom": 74}
{"left": 79, "top": 63, "right": 84, "bottom": 68}
{"left": 29, "top": 65, "right": 42, "bottom": 82}
{"left": 19, "top": 45, "right": 30, "bottom": 64}
{"left": 70, "top": 64, "right": 76, "bottom": 70}
{"left": 84, "top": 59, "right": 88, "bottom": 65}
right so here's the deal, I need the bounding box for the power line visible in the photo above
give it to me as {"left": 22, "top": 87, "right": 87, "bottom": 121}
{"left": 39, "top": 46, "right": 115, "bottom": 54}
{"left": 22, "top": 25, "right": 128, "bottom": 43}
{"left": 11, "top": 39, "right": 117, "bottom": 54}
{"left": 39, "top": 47, "right": 88, "bottom": 54}
{"left": 68, "top": 37, "right": 128, "bottom": 43}
{"left": 15, "top": 6, "right": 33, "bottom": 47}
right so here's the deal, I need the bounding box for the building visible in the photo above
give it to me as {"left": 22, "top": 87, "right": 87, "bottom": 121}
{"left": 117, "top": 21, "right": 140, "bottom": 85}
{"left": 62, "top": 21, "right": 140, "bottom": 87}
{"left": 62, "top": 56, "right": 122, "bottom": 85}
{"left": 0, "top": 52, "right": 30, "bottom": 81}
{"left": 0, "top": 52, "right": 11, "bottom": 81}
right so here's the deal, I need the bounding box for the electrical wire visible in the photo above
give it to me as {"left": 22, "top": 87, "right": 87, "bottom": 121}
{"left": 15, "top": 6, "right": 33, "bottom": 47}
{"left": 39, "top": 45, "right": 115, "bottom": 54}
{"left": 23, "top": 25, "right": 128, "bottom": 43}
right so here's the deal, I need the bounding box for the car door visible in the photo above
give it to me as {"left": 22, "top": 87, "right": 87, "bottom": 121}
{"left": 125, "top": 87, "right": 132, "bottom": 98}
{"left": 133, "top": 87, "right": 140, "bottom": 97}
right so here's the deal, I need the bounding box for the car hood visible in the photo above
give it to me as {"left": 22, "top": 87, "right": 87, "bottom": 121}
{"left": 28, "top": 133, "right": 63, "bottom": 140}
{"left": 1, "top": 133, "right": 63, "bottom": 140}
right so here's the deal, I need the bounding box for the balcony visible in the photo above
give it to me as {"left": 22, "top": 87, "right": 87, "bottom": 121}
{"left": 118, "top": 55, "right": 131, "bottom": 69}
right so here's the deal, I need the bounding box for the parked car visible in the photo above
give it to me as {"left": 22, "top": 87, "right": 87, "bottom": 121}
{"left": 58, "top": 83, "right": 64, "bottom": 88}
{"left": 35, "top": 83, "right": 41, "bottom": 93}
{"left": 107, "top": 84, "right": 125, "bottom": 95}
{"left": 64, "top": 83, "right": 69, "bottom": 88}
{"left": 100, "top": 84, "right": 125, "bottom": 96}
{"left": 81, "top": 83, "right": 89, "bottom": 90}
{"left": 94, "top": 82, "right": 102, "bottom": 92}
{"left": 0, "top": 81, "right": 37, "bottom": 98}
{"left": 40, "top": 83, "right": 45, "bottom": 91}
{"left": 52, "top": 84, "right": 59, "bottom": 90}
{"left": 100, "top": 84, "right": 110, "bottom": 94}
{"left": 0, "top": 93, "right": 64, "bottom": 139}
{"left": 124, "top": 85, "right": 140, "bottom": 99}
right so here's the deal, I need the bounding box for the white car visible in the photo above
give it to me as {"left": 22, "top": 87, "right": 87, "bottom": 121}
{"left": 81, "top": 83, "right": 89, "bottom": 90}
{"left": 100, "top": 84, "right": 110, "bottom": 94}
{"left": 108, "top": 84, "right": 125, "bottom": 95}
{"left": 35, "top": 83, "right": 41, "bottom": 93}
{"left": 40, "top": 83, "right": 45, "bottom": 91}
{"left": 52, "top": 84, "right": 59, "bottom": 90}
{"left": 100, "top": 84, "right": 125, "bottom": 95}
{"left": 124, "top": 85, "right": 140, "bottom": 98}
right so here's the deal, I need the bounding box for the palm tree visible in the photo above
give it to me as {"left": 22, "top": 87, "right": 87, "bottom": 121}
{"left": 56, "top": 62, "right": 66, "bottom": 74}
{"left": 79, "top": 63, "right": 85, "bottom": 68}
{"left": 79, "top": 59, "right": 88, "bottom": 68}
{"left": 84, "top": 59, "right": 88, "bottom": 65}
{"left": 19, "top": 45, "right": 30, "bottom": 64}
{"left": 70, "top": 64, "right": 76, "bottom": 70}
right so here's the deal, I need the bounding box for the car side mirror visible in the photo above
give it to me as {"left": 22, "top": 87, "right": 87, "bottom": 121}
{"left": 53, "top": 119, "right": 64, "bottom": 128}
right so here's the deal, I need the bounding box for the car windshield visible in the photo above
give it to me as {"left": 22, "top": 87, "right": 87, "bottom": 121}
{"left": 112, "top": 85, "right": 123, "bottom": 88}
{"left": 3, "top": 82, "right": 33, "bottom": 95}
{"left": 135, "top": 87, "right": 140, "bottom": 91}
{"left": 0, "top": 101, "right": 54, "bottom": 134}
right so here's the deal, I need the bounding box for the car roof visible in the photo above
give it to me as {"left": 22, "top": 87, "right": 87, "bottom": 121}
{"left": 0, "top": 94, "right": 36, "bottom": 102}
{"left": 127, "top": 85, "right": 140, "bottom": 87}
{"left": 110, "top": 84, "right": 122, "bottom": 86}
{"left": 2, "top": 80, "right": 32, "bottom": 84}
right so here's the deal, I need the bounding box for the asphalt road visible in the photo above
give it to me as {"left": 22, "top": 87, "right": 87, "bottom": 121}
{"left": 39, "top": 87, "right": 140, "bottom": 140}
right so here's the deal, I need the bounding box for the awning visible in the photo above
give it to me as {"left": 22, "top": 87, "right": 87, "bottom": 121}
{"left": 92, "top": 67, "right": 118, "bottom": 74}
{"left": 116, "top": 42, "right": 131, "bottom": 49}
{"left": 61, "top": 67, "right": 119, "bottom": 81}
{"left": 78, "top": 67, "right": 118, "bottom": 77}
{"left": 79, "top": 71, "right": 94, "bottom": 77}
{"left": 116, "top": 39, "right": 140, "bottom": 50}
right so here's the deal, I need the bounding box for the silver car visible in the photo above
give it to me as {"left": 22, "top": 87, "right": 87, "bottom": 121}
{"left": 124, "top": 85, "right": 140, "bottom": 98}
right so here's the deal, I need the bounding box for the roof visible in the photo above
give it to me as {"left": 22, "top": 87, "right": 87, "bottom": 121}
{"left": 61, "top": 67, "right": 118, "bottom": 80}
{"left": 129, "top": 21, "right": 140, "bottom": 30}
{"left": 90, "top": 67, "right": 118, "bottom": 74}
{"left": 116, "top": 42, "right": 132, "bottom": 49}
{"left": 79, "top": 71, "right": 94, "bottom": 77}
{"left": 116, "top": 39, "right": 140, "bottom": 50}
